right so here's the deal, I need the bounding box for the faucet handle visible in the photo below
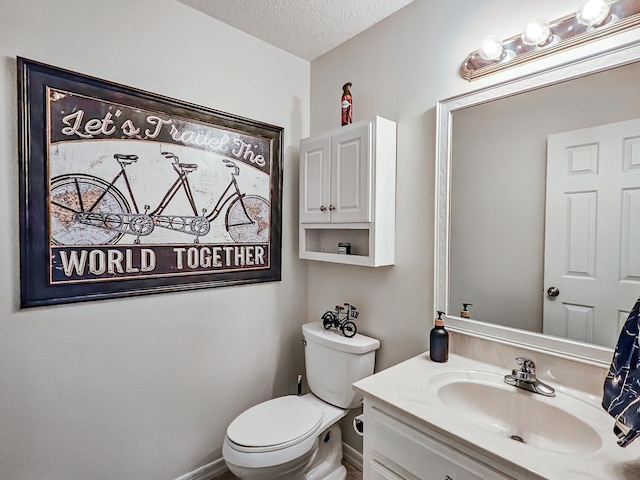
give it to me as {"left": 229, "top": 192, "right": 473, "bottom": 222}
{"left": 512, "top": 357, "right": 536, "bottom": 382}
{"left": 515, "top": 357, "right": 536, "bottom": 373}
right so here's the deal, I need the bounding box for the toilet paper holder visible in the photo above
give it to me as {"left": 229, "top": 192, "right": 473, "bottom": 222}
{"left": 353, "top": 414, "right": 364, "bottom": 436}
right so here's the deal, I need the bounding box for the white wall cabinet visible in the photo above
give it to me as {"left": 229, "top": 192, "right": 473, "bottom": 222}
{"left": 364, "top": 402, "right": 516, "bottom": 480}
{"left": 299, "top": 116, "right": 396, "bottom": 267}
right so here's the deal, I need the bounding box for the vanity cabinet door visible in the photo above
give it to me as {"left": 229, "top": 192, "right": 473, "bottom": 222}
{"left": 367, "top": 406, "right": 514, "bottom": 480}
{"left": 369, "top": 462, "right": 405, "bottom": 480}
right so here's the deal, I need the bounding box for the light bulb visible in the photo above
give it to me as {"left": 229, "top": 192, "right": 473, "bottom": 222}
{"left": 478, "top": 35, "right": 504, "bottom": 61}
{"left": 521, "top": 19, "right": 552, "bottom": 46}
{"left": 577, "top": 0, "right": 612, "bottom": 26}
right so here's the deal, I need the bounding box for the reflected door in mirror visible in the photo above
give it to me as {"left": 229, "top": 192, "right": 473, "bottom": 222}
{"left": 544, "top": 118, "right": 640, "bottom": 347}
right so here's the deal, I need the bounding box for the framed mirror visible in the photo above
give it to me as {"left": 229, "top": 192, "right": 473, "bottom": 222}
{"left": 435, "top": 37, "right": 640, "bottom": 365}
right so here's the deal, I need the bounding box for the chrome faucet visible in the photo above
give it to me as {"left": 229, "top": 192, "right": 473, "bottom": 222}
{"left": 504, "top": 357, "right": 555, "bottom": 397}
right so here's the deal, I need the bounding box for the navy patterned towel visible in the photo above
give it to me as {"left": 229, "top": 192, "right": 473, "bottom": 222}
{"left": 602, "top": 297, "right": 640, "bottom": 447}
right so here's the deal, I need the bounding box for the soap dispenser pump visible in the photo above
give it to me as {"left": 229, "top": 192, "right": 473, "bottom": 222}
{"left": 429, "top": 311, "right": 449, "bottom": 363}
{"left": 461, "top": 303, "right": 473, "bottom": 318}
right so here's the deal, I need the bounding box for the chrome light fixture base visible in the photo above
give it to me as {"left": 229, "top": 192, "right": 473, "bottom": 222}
{"left": 461, "top": 0, "right": 640, "bottom": 81}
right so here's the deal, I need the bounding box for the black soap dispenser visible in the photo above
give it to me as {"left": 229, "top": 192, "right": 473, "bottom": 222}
{"left": 429, "top": 311, "right": 449, "bottom": 363}
{"left": 460, "top": 303, "right": 473, "bottom": 318}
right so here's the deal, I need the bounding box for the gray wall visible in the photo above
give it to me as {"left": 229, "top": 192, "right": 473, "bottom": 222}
{"left": 0, "top": 1, "right": 309, "bottom": 479}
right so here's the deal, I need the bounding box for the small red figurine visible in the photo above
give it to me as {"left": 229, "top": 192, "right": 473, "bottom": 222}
{"left": 341, "top": 82, "right": 353, "bottom": 126}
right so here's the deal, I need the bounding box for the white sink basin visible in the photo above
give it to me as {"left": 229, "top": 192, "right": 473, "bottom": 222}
{"left": 427, "top": 370, "right": 603, "bottom": 455}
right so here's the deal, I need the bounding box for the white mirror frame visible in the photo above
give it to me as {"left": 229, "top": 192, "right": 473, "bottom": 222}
{"left": 435, "top": 35, "right": 640, "bottom": 367}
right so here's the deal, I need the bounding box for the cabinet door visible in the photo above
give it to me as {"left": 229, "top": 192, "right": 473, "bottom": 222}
{"left": 330, "top": 122, "right": 372, "bottom": 223}
{"left": 369, "top": 407, "right": 514, "bottom": 480}
{"left": 370, "top": 462, "right": 406, "bottom": 480}
{"left": 300, "top": 136, "right": 331, "bottom": 223}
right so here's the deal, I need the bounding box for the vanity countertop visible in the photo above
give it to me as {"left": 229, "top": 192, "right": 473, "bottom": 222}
{"left": 353, "top": 353, "right": 640, "bottom": 480}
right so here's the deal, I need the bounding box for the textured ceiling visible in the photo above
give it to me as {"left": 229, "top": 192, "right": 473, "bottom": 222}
{"left": 177, "top": 0, "right": 415, "bottom": 61}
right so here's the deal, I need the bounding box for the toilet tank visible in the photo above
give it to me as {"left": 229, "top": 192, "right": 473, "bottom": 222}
{"left": 303, "top": 322, "right": 380, "bottom": 409}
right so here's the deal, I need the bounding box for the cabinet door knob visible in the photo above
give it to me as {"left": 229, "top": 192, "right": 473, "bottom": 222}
{"left": 320, "top": 205, "right": 327, "bottom": 212}
{"left": 329, "top": 205, "right": 336, "bottom": 211}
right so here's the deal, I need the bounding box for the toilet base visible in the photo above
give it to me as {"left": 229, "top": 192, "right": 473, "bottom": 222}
{"left": 306, "top": 424, "right": 346, "bottom": 480}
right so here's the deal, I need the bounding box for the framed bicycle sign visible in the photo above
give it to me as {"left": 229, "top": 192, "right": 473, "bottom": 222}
{"left": 18, "top": 58, "right": 283, "bottom": 308}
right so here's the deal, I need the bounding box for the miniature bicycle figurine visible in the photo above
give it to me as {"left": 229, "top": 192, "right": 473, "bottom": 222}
{"left": 322, "top": 303, "right": 358, "bottom": 337}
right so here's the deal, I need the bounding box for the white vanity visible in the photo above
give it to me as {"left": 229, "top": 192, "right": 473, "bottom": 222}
{"left": 354, "top": 345, "right": 640, "bottom": 480}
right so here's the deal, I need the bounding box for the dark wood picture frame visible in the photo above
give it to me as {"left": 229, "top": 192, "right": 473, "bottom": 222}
{"left": 18, "top": 57, "right": 283, "bottom": 308}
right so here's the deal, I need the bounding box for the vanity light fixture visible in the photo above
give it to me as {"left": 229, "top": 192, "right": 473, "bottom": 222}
{"left": 461, "top": 0, "right": 640, "bottom": 80}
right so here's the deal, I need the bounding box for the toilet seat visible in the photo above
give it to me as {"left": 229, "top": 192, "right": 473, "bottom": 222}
{"left": 226, "top": 395, "right": 323, "bottom": 453}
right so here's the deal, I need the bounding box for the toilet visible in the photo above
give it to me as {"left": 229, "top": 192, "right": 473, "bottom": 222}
{"left": 222, "top": 321, "right": 380, "bottom": 480}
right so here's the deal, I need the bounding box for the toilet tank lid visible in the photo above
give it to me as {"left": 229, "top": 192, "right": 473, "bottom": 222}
{"left": 303, "top": 322, "right": 380, "bottom": 354}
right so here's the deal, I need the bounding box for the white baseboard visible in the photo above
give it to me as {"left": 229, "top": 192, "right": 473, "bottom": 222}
{"left": 174, "top": 441, "right": 363, "bottom": 480}
{"left": 174, "top": 457, "right": 228, "bottom": 480}
{"left": 342, "top": 441, "right": 363, "bottom": 472}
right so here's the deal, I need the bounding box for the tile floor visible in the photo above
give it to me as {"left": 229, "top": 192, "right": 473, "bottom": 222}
{"left": 215, "top": 460, "right": 362, "bottom": 479}
{"left": 343, "top": 460, "right": 363, "bottom": 479}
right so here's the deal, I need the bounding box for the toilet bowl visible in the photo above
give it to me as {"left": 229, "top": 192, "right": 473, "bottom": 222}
{"left": 223, "top": 394, "right": 348, "bottom": 479}
{"left": 222, "top": 322, "right": 380, "bottom": 480}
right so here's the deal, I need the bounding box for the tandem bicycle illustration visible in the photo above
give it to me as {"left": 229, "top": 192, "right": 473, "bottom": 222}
{"left": 50, "top": 151, "right": 269, "bottom": 245}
